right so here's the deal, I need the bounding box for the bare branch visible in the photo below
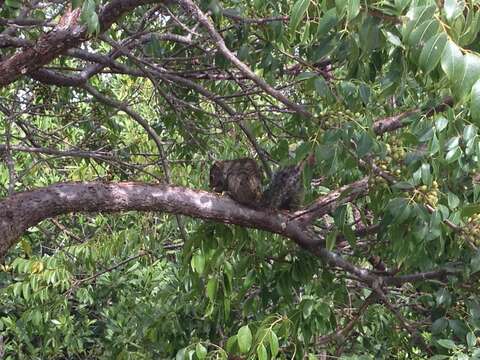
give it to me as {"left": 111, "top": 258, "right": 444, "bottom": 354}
{"left": 295, "top": 178, "right": 370, "bottom": 224}
{"left": 316, "top": 293, "right": 377, "bottom": 345}
{"left": 0, "top": 34, "right": 33, "bottom": 48}
{"left": 176, "top": 0, "right": 312, "bottom": 119}
{"left": 373, "top": 97, "right": 454, "bottom": 135}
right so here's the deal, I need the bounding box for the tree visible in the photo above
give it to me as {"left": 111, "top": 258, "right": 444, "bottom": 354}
{"left": 0, "top": 0, "right": 480, "bottom": 358}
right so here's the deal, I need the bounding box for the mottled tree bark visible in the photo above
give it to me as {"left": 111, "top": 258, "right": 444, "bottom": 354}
{"left": 0, "top": 182, "right": 321, "bottom": 259}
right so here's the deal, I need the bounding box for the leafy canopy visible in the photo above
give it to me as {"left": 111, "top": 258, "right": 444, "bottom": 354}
{"left": 1, "top": 0, "right": 480, "bottom": 358}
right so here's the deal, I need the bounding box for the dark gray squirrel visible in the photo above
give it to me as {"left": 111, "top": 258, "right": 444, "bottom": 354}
{"left": 209, "top": 158, "right": 263, "bottom": 207}
{"left": 209, "top": 155, "right": 312, "bottom": 210}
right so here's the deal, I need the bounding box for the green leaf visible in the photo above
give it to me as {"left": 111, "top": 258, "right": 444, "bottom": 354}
{"left": 445, "top": 147, "right": 461, "bottom": 162}
{"left": 471, "top": 79, "right": 480, "bottom": 125}
{"left": 196, "top": 343, "right": 207, "bottom": 360}
{"left": 403, "top": 5, "right": 437, "bottom": 40}
{"left": 407, "top": 19, "right": 440, "bottom": 48}
{"left": 326, "top": 231, "right": 337, "bottom": 251}
{"left": 463, "top": 124, "right": 477, "bottom": 142}
{"left": 191, "top": 253, "right": 205, "bottom": 274}
{"left": 456, "top": 54, "right": 480, "bottom": 99}
{"left": 316, "top": 8, "right": 337, "bottom": 36}
{"left": 237, "top": 45, "right": 249, "bottom": 61}
{"left": 72, "top": 0, "right": 83, "bottom": 8}
{"left": 81, "top": 0, "right": 99, "bottom": 34}
{"left": 256, "top": 344, "right": 267, "bottom": 360}
{"left": 5, "top": 0, "right": 22, "bottom": 8}
{"left": 296, "top": 72, "right": 317, "bottom": 81}
{"left": 81, "top": 0, "right": 95, "bottom": 16}
{"left": 387, "top": 198, "right": 412, "bottom": 223}
{"left": 243, "top": 270, "right": 255, "bottom": 289}
{"left": 253, "top": 0, "right": 263, "bottom": 9}
{"left": 302, "top": 299, "right": 315, "bottom": 318}
{"left": 432, "top": 317, "right": 448, "bottom": 333}
{"left": 471, "top": 252, "right": 480, "bottom": 274}
{"left": 385, "top": 31, "right": 402, "bottom": 47}
{"left": 444, "top": 0, "right": 464, "bottom": 22}
{"left": 459, "top": 10, "right": 480, "bottom": 46}
{"left": 87, "top": 11, "right": 99, "bottom": 34}
{"left": 335, "top": 0, "right": 348, "bottom": 18}
{"left": 437, "top": 339, "right": 456, "bottom": 349}
{"left": 22, "top": 282, "right": 31, "bottom": 300}
{"left": 226, "top": 335, "right": 237, "bottom": 352}
{"left": 435, "top": 116, "right": 449, "bottom": 132}
{"left": 429, "top": 133, "right": 440, "bottom": 155}
{"left": 436, "top": 288, "right": 452, "bottom": 307}
{"left": 357, "top": 132, "right": 374, "bottom": 157}
{"left": 224, "top": 296, "right": 231, "bottom": 319}
{"left": 358, "top": 17, "right": 380, "bottom": 52}
{"left": 421, "top": 163, "right": 431, "bottom": 185}
{"left": 290, "top": 0, "right": 310, "bottom": 33}
{"left": 269, "top": 331, "right": 279, "bottom": 358}
{"left": 314, "top": 77, "right": 330, "bottom": 98}
{"left": 447, "top": 192, "right": 460, "bottom": 209}
{"left": 467, "top": 332, "right": 476, "bottom": 348}
{"left": 445, "top": 136, "right": 460, "bottom": 150}
{"left": 206, "top": 278, "right": 217, "bottom": 302}
{"left": 176, "top": 348, "right": 187, "bottom": 360}
{"left": 347, "top": 0, "right": 360, "bottom": 21}
{"left": 461, "top": 204, "right": 480, "bottom": 217}
{"left": 419, "top": 32, "right": 448, "bottom": 74}
{"left": 359, "top": 84, "right": 370, "bottom": 105}
{"left": 441, "top": 40, "right": 465, "bottom": 83}
{"left": 237, "top": 325, "right": 252, "bottom": 353}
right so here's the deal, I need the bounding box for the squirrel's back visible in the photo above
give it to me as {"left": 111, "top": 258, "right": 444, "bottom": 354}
{"left": 209, "top": 158, "right": 262, "bottom": 206}
{"left": 210, "top": 156, "right": 307, "bottom": 210}
{"left": 262, "top": 164, "right": 304, "bottom": 210}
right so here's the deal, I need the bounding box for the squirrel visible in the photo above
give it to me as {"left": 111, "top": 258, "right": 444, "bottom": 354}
{"left": 261, "top": 163, "right": 305, "bottom": 211}
{"left": 209, "top": 158, "right": 263, "bottom": 207}
{"left": 262, "top": 154, "right": 314, "bottom": 210}
{"left": 210, "top": 155, "right": 311, "bottom": 210}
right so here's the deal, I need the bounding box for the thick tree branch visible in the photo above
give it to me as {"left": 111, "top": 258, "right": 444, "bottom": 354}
{"left": 0, "top": 182, "right": 322, "bottom": 260}
{"left": 0, "top": 0, "right": 158, "bottom": 87}
{"left": 0, "top": 182, "right": 460, "bottom": 288}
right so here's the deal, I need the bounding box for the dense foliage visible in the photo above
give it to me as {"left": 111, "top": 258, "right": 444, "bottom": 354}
{"left": 1, "top": 0, "right": 480, "bottom": 358}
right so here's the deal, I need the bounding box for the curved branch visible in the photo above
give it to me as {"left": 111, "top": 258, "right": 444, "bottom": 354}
{"left": 0, "top": 0, "right": 158, "bottom": 87}
{"left": 0, "top": 182, "right": 460, "bottom": 288}
{"left": 0, "top": 181, "right": 321, "bottom": 259}
{"left": 0, "top": 181, "right": 380, "bottom": 285}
